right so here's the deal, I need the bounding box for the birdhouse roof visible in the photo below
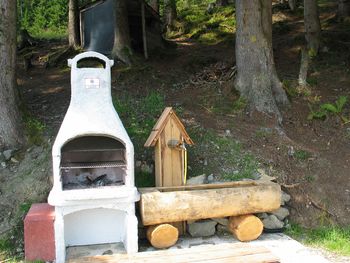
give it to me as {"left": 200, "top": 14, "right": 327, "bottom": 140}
{"left": 144, "top": 107, "right": 194, "bottom": 147}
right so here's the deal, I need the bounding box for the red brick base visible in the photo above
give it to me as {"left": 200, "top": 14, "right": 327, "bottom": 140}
{"left": 24, "top": 203, "right": 55, "bottom": 261}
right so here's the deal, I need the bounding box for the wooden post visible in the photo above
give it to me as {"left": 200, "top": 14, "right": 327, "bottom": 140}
{"left": 144, "top": 108, "right": 194, "bottom": 235}
{"left": 141, "top": 1, "right": 148, "bottom": 59}
{"left": 147, "top": 224, "right": 179, "bottom": 248}
{"left": 228, "top": 215, "right": 264, "bottom": 242}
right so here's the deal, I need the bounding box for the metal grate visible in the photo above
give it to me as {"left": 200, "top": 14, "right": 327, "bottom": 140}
{"left": 60, "top": 161, "right": 126, "bottom": 169}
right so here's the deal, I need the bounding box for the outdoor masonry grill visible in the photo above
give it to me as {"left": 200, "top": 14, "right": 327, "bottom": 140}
{"left": 48, "top": 51, "right": 139, "bottom": 263}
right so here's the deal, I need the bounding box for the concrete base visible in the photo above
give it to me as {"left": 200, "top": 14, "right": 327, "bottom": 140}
{"left": 24, "top": 203, "right": 55, "bottom": 262}
{"left": 66, "top": 242, "right": 126, "bottom": 260}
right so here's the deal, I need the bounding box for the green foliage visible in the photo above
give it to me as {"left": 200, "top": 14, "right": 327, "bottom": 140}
{"left": 135, "top": 171, "right": 155, "bottom": 187}
{"left": 294, "top": 150, "right": 311, "bottom": 161}
{"left": 172, "top": 1, "right": 235, "bottom": 44}
{"left": 112, "top": 91, "right": 165, "bottom": 151}
{"left": 232, "top": 97, "right": 247, "bottom": 112}
{"left": 286, "top": 224, "right": 350, "bottom": 256}
{"left": 17, "top": 0, "right": 68, "bottom": 39}
{"left": 23, "top": 115, "right": 46, "bottom": 145}
{"left": 308, "top": 96, "right": 349, "bottom": 123}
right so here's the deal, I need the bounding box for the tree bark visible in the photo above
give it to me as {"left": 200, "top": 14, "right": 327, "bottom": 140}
{"left": 150, "top": 0, "right": 160, "bottom": 13}
{"left": 112, "top": 0, "right": 133, "bottom": 64}
{"left": 338, "top": 0, "right": 350, "bottom": 21}
{"left": 0, "top": 0, "right": 24, "bottom": 148}
{"left": 68, "top": 0, "right": 80, "bottom": 48}
{"left": 304, "top": 0, "right": 321, "bottom": 54}
{"left": 163, "top": 0, "right": 177, "bottom": 31}
{"left": 234, "top": 0, "right": 289, "bottom": 119}
{"left": 288, "top": 0, "right": 296, "bottom": 11}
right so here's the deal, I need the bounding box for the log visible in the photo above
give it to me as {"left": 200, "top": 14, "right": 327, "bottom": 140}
{"left": 228, "top": 215, "right": 263, "bottom": 242}
{"left": 146, "top": 224, "right": 179, "bottom": 249}
{"left": 140, "top": 181, "right": 281, "bottom": 226}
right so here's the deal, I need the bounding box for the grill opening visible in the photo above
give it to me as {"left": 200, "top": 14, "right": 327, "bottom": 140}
{"left": 60, "top": 136, "right": 127, "bottom": 190}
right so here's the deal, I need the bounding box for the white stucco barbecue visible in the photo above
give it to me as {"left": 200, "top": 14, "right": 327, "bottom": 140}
{"left": 48, "top": 51, "right": 139, "bottom": 263}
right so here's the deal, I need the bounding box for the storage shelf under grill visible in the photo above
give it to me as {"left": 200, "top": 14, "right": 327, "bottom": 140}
{"left": 60, "top": 161, "right": 126, "bottom": 169}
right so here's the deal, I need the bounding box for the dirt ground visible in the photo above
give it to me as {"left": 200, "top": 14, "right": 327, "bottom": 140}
{"left": 15, "top": 3, "right": 350, "bottom": 230}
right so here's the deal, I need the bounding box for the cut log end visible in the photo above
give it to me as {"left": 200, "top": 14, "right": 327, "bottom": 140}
{"left": 228, "top": 214, "right": 263, "bottom": 242}
{"left": 147, "top": 224, "right": 179, "bottom": 249}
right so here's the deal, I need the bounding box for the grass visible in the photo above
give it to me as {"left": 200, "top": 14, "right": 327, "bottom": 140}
{"left": 294, "top": 149, "right": 311, "bottom": 161}
{"left": 22, "top": 114, "right": 46, "bottom": 146}
{"left": 0, "top": 205, "right": 30, "bottom": 263}
{"left": 286, "top": 224, "right": 350, "bottom": 256}
{"left": 28, "top": 28, "right": 67, "bottom": 41}
{"left": 169, "top": 2, "right": 235, "bottom": 44}
{"left": 112, "top": 90, "right": 165, "bottom": 187}
{"left": 187, "top": 127, "right": 259, "bottom": 181}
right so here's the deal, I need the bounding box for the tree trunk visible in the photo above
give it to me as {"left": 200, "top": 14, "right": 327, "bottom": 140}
{"left": 150, "top": 0, "right": 159, "bottom": 13}
{"left": 112, "top": 0, "right": 133, "bottom": 64}
{"left": 0, "top": 0, "right": 24, "bottom": 149}
{"left": 338, "top": 0, "right": 350, "bottom": 21}
{"left": 164, "top": 0, "right": 177, "bottom": 31}
{"left": 304, "top": 0, "right": 321, "bottom": 54}
{"left": 68, "top": 0, "right": 80, "bottom": 48}
{"left": 288, "top": 0, "right": 296, "bottom": 11}
{"left": 234, "top": 0, "right": 289, "bottom": 120}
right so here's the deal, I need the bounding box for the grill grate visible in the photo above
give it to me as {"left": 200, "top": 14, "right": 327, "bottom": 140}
{"left": 60, "top": 161, "right": 126, "bottom": 169}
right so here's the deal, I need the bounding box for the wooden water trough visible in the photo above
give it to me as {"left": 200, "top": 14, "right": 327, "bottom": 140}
{"left": 139, "top": 181, "right": 281, "bottom": 225}
{"left": 139, "top": 180, "right": 281, "bottom": 247}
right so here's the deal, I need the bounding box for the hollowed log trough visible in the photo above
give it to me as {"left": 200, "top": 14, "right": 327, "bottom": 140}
{"left": 139, "top": 181, "right": 281, "bottom": 226}
{"left": 139, "top": 181, "right": 281, "bottom": 247}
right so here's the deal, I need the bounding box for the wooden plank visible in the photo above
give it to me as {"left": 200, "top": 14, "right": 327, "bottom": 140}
{"left": 161, "top": 120, "right": 173, "bottom": 186}
{"left": 140, "top": 182, "right": 281, "bottom": 225}
{"left": 68, "top": 243, "right": 279, "bottom": 263}
{"left": 144, "top": 108, "right": 172, "bottom": 147}
{"left": 138, "top": 181, "right": 257, "bottom": 193}
{"left": 170, "top": 117, "right": 183, "bottom": 187}
{"left": 154, "top": 139, "right": 162, "bottom": 187}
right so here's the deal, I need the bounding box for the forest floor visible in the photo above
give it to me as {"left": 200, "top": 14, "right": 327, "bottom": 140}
{"left": 1, "top": 1, "right": 349, "bottom": 261}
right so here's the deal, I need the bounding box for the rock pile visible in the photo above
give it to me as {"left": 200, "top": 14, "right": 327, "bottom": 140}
{"left": 184, "top": 174, "right": 291, "bottom": 238}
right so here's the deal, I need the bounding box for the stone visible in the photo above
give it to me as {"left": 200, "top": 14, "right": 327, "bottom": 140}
{"left": 1, "top": 161, "right": 7, "bottom": 168}
{"left": 262, "top": 215, "right": 284, "bottom": 230}
{"left": 187, "top": 220, "right": 217, "bottom": 237}
{"left": 271, "top": 207, "right": 290, "bottom": 221}
{"left": 140, "top": 163, "right": 153, "bottom": 174}
{"left": 186, "top": 174, "right": 206, "bottom": 185}
{"left": 207, "top": 174, "right": 214, "bottom": 183}
{"left": 211, "top": 217, "right": 228, "bottom": 226}
{"left": 102, "top": 250, "right": 113, "bottom": 255}
{"left": 3, "top": 149, "right": 14, "bottom": 161}
{"left": 256, "top": 212, "right": 268, "bottom": 220}
{"left": 30, "top": 146, "right": 43, "bottom": 159}
{"left": 135, "top": 161, "right": 142, "bottom": 168}
{"left": 281, "top": 191, "right": 291, "bottom": 205}
{"left": 288, "top": 146, "right": 295, "bottom": 157}
{"left": 216, "top": 224, "right": 231, "bottom": 235}
{"left": 10, "top": 157, "right": 19, "bottom": 164}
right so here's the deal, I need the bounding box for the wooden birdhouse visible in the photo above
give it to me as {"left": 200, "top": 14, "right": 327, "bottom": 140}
{"left": 144, "top": 107, "right": 194, "bottom": 187}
